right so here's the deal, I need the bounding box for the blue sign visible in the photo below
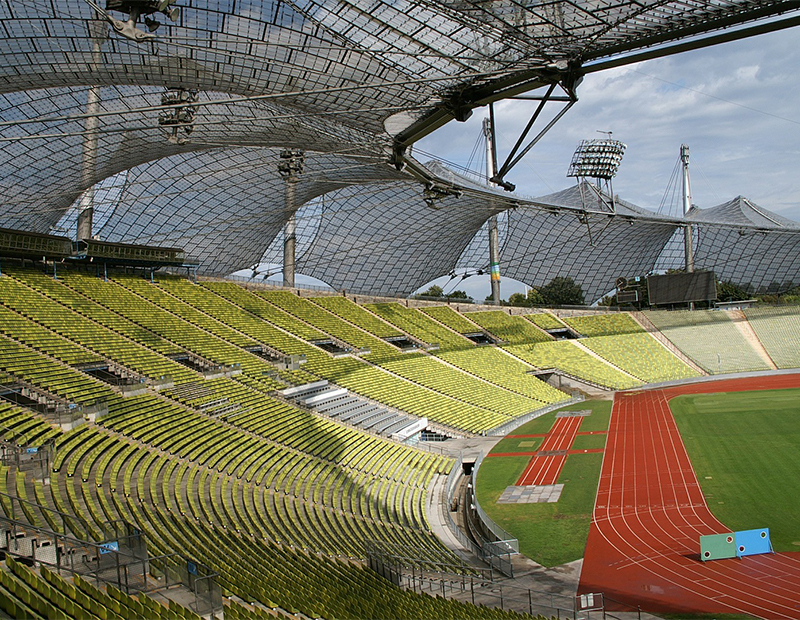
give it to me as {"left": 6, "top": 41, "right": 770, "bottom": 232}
{"left": 187, "top": 561, "right": 197, "bottom": 575}
{"left": 100, "top": 541, "right": 119, "bottom": 555}
{"left": 735, "top": 528, "right": 772, "bottom": 558}
{"left": 25, "top": 447, "right": 38, "bottom": 454}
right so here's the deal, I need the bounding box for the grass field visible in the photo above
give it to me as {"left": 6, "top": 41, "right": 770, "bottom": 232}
{"left": 475, "top": 400, "right": 611, "bottom": 567}
{"left": 670, "top": 387, "right": 800, "bottom": 551}
{"left": 477, "top": 385, "right": 800, "bottom": 569}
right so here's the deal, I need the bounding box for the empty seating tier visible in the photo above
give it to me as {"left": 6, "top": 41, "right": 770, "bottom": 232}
{"left": 463, "top": 310, "right": 552, "bottom": 345}
{"left": 0, "top": 335, "right": 116, "bottom": 406}
{"left": 5, "top": 268, "right": 183, "bottom": 357}
{"left": 1, "top": 271, "right": 198, "bottom": 385}
{"left": 366, "top": 302, "right": 472, "bottom": 350}
{"left": 158, "top": 283, "right": 511, "bottom": 432}
{"left": 199, "top": 281, "right": 328, "bottom": 342}
{"left": 42, "top": 390, "right": 455, "bottom": 563}
{"left": 562, "top": 313, "right": 638, "bottom": 337}
{"left": 419, "top": 305, "right": 483, "bottom": 334}
{"left": 0, "top": 304, "right": 102, "bottom": 367}
{"left": 0, "top": 402, "right": 61, "bottom": 447}
{"left": 311, "top": 295, "right": 404, "bottom": 338}
{"left": 563, "top": 314, "right": 699, "bottom": 383}
{"left": 524, "top": 312, "right": 568, "bottom": 331}
{"left": 260, "top": 291, "right": 400, "bottom": 360}
{"left": 506, "top": 340, "right": 641, "bottom": 390}
{"left": 436, "top": 347, "right": 569, "bottom": 405}
{"left": 743, "top": 306, "right": 800, "bottom": 369}
{"left": 0, "top": 556, "right": 205, "bottom": 620}
{"left": 646, "top": 309, "right": 770, "bottom": 374}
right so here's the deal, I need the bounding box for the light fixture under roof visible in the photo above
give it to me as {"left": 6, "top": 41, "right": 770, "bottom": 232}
{"left": 104, "top": 0, "right": 181, "bottom": 41}
{"left": 158, "top": 88, "right": 199, "bottom": 144}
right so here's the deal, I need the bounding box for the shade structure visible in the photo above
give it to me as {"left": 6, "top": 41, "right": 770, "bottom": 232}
{"left": 0, "top": 0, "right": 798, "bottom": 300}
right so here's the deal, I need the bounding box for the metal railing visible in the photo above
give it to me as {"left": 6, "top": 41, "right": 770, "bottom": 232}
{"left": 442, "top": 456, "right": 515, "bottom": 576}
{"left": 0, "top": 506, "right": 223, "bottom": 616}
{"left": 365, "top": 539, "right": 605, "bottom": 619}
{"left": 470, "top": 450, "right": 518, "bottom": 552}
{"left": 221, "top": 272, "right": 335, "bottom": 293}
{"left": 486, "top": 396, "right": 584, "bottom": 437}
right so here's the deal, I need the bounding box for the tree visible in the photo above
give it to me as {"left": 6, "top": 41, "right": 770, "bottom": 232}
{"left": 508, "top": 292, "right": 530, "bottom": 307}
{"left": 417, "top": 284, "right": 443, "bottom": 299}
{"left": 445, "top": 290, "right": 468, "bottom": 300}
{"left": 717, "top": 280, "right": 750, "bottom": 303}
{"left": 526, "top": 288, "right": 544, "bottom": 305}
{"left": 538, "top": 276, "right": 585, "bottom": 306}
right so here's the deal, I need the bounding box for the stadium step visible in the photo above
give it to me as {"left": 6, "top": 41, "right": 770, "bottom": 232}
{"left": 282, "top": 381, "right": 420, "bottom": 440}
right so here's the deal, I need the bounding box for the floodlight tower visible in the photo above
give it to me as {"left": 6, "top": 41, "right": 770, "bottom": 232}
{"left": 483, "top": 117, "right": 501, "bottom": 305}
{"left": 567, "top": 136, "right": 626, "bottom": 212}
{"left": 681, "top": 144, "right": 695, "bottom": 274}
{"left": 278, "top": 149, "right": 305, "bottom": 288}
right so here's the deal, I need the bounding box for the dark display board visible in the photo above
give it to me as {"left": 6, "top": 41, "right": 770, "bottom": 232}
{"left": 647, "top": 271, "right": 717, "bottom": 305}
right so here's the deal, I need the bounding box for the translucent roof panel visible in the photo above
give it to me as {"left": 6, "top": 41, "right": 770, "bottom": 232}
{"left": 499, "top": 205, "right": 679, "bottom": 302}
{"left": 296, "top": 181, "right": 508, "bottom": 296}
{"left": 0, "top": 0, "right": 795, "bottom": 142}
{"left": 92, "top": 147, "right": 407, "bottom": 274}
{"left": 453, "top": 180, "right": 800, "bottom": 302}
{"left": 693, "top": 227, "right": 800, "bottom": 293}
{"left": 0, "top": 0, "right": 798, "bottom": 303}
{"left": 0, "top": 85, "right": 386, "bottom": 233}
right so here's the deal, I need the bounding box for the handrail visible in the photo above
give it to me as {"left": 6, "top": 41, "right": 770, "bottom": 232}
{"left": 485, "top": 396, "right": 583, "bottom": 437}
{"left": 442, "top": 456, "right": 515, "bottom": 576}
{"left": 470, "top": 450, "right": 518, "bottom": 551}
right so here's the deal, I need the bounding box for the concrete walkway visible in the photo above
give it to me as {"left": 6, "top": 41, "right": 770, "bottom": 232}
{"left": 423, "top": 435, "right": 664, "bottom": 619}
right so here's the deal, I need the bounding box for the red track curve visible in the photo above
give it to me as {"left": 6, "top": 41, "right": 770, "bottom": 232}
{"left": 579, "top": 373, "right": 800, "bottom": 618}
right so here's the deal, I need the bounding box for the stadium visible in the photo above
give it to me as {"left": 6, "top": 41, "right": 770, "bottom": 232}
{"left": 0, "top": 0, "right": 799, "bottom": 618}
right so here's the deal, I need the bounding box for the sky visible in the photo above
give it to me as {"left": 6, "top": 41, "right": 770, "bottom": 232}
{"left": 407, "top": 25, "right": 800, "bottom": 301}
{"left": 241, "top": 25, "right": 800, "bottom": 301}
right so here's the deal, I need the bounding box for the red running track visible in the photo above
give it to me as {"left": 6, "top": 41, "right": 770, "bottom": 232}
{"left": 579, "top": 374, "right": 800, "bottom": 619}
{"left": 516, "top": 415, "right": 582, "bottom": 486}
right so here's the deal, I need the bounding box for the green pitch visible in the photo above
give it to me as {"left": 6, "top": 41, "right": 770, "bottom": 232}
{"left": 474, "top": 400, "right": 611, "bottom": 567}
{"left": 670, "top": 387, "right": 800, "bottom": 552}
{"left": 475, "top": 386, "right": 800, "bottom": 569}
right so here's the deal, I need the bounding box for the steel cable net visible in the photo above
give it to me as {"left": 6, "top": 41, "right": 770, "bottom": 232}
{"left": 0, "top": 84, "right": 387, "bottom": 233}
{"left": 294, "top": 179, "right": 508, "bottom": 296}
{"left": 0, "top": 0, "right": 798, "bottom": 299}
{"left": 85, "top": 147, "right": 408, "bottom": 275}
{"left": 448, "top": 177, "right": 800, "bottom": 304}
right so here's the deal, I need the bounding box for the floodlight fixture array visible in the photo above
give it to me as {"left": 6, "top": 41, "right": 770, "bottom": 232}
{"left": 567, "top": 139, "right": 627, "bottom": 180}
{"left": 158, "top": 88, "right": 199, "bottom": 144}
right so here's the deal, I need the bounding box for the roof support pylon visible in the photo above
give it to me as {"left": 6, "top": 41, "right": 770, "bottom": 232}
{"left": 484, "top": 116, "right": 501, "bottom": 305}
{"left": 681, "top": 144, "right": 695, "bottom": 274}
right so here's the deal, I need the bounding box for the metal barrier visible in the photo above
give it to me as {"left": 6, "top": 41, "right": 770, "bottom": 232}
{"left": 365, "top": 539, "right": 604, "bottom": 619}
{"left": 486, "top": 396, "right": 584, "bottom": 437}
{"left": 470, "top": 450, "right": 518, "bottom": 551}
{"left": 442, "top": 456, "right": 515, "bottom": 576}
{"left": 154, "top": 555, "right": 223, "bottom": 617}
{"left": 0, "top": 439, "right": 52, "bottom": 482}
{"left": 221, "top": 273, "right": 335, "bottom": 293}
{"left": 0, "top": 490, "right": 223, "bottom": 616}
{"left": 0, "top": 514, "right": 150, "bottom": 593}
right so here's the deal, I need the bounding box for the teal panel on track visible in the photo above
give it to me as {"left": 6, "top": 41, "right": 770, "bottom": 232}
{"left": 735, "top": 528, "right": 772, "bottom": 557}
{"left": 700, "top": 533, "right": 736, "bottom": 561}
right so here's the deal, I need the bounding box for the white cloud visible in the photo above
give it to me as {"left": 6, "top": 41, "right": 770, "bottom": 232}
{"left": 418, "top": 27, "right": 800, "bottom": 221}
